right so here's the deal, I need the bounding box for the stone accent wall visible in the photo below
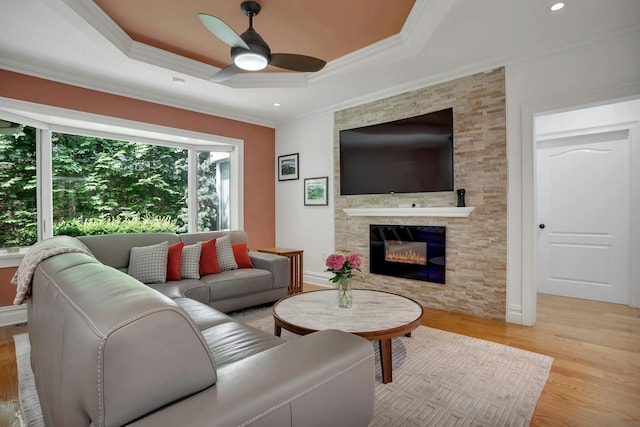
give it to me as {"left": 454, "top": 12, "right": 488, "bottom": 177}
{"left": 334, "top": 68, "right": 507, "bottom": 320}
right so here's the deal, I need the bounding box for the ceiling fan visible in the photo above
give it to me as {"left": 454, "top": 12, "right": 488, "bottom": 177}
{"left": 199, "top": 1, "right": 326, "bottom": 82}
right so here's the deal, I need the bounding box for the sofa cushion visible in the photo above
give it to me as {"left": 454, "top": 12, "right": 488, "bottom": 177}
{"left": 78, "top": 233, "right": 180, "bottom": 269}
{"left": 148, "top": 280, "right": 210, "bottom": 304}
{"left": 167, "top": 242, "right": 185, "bottom": 281}
{"left": 173, "top": 297, "right": 235, "bottom": 330}
{"left": 181, "top": 243, "right": 202, "bottom": 279}
{"left": 216, "top": 235, "right": 238, "bottom": 271}
{"left": 178, "top": 230, "right": 250, "bottom": 247}
{"left": 232, "top": 242, "right": 254, "bottom": 268}
{"left": 201, "top": 321, "right": 283, "bottom": 367}
{"left": 199, "top": 239, "right": 221, "bottom": 275}
{"left": 202, "top": 269, "right": 272, "bottom": 300}
{"left": 128, "top": 241, "right": 168, "bottom": 284}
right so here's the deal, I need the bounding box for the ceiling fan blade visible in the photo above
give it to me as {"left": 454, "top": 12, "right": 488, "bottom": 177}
{"left": 198, "top": 13, "right": 249, "bottom": 49}
{"left": 270, "top": 53, "right": 326, "bottom": 72}
{"left": 210, "top": 63, "right": 241, "bottom": 82}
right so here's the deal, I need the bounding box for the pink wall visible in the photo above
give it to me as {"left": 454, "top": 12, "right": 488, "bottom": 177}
{"left": 0, "top": 267, "right": 17, "bottom": 306}
{"left": 0, "top": 70, "right": 276, "bottom": 306}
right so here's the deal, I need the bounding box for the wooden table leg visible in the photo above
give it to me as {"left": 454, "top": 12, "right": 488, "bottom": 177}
{"left": 274, "top": 323, "right": 282, "bottom": 337}
{"left": 379, "top": 339, "right": 393, "bottom": 384}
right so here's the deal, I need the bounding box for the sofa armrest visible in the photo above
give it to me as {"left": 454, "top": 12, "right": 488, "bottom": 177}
{"left": 249, "top": 251, "right": 290, "bottom": 290}
{"left": 127, "top": 330, "right": 375, "bottom": 427}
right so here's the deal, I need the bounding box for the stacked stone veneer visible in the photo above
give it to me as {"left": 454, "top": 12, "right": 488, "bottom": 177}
{"left": 334, "top": 68, "right": 506, "bottom": 320}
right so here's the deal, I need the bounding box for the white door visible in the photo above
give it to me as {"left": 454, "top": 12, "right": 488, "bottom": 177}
{"left": 537, "top": 129, "right": 631, "bottom": 304}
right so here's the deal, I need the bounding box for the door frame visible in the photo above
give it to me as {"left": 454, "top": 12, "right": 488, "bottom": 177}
{"left": 535, "top": 124, "right": 633, "bottom": 304}
{"left": 517, "top": 88, "right": 640, "bottom": 326}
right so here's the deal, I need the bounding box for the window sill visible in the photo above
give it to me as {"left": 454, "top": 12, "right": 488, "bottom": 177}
{"left": 0, "top": 249, "right": 27, "bottom": 268}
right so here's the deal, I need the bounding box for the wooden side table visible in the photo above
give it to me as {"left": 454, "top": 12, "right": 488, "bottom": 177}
{"left": 257, "top": 247, "right": 304, "bottom": 294}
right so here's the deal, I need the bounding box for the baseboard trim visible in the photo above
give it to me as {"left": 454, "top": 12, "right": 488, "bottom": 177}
{"left": 0, "top": 305, "right": 27, "bottom": 327}
{"left": 506, "top": 304, "right": 524, "bottom": 325}
{"left": 303, "top": 271, "right": 333, "bottom": 287}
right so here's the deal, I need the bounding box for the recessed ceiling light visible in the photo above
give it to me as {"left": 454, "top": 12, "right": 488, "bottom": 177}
{"left": 273, "top": 102, "right": 281, "bottom": 107}
{"left": 172, "top": 77, "right": 186, "bottom": 85}
{"left": 550, "top": 2, "right": 565, "bottom": 11}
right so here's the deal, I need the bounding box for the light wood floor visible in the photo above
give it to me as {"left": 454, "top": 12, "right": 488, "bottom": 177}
{"left": 0, "top": 291, "right": 638, "bottom": 426}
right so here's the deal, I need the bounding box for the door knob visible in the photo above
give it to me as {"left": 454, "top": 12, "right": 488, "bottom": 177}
{"left": 539, "top": 224, "right": 545, "bottom": 229}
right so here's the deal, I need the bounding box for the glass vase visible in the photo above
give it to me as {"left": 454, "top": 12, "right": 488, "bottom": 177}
{"left": 338, "top": 277, "right": 353, "bottom": 308}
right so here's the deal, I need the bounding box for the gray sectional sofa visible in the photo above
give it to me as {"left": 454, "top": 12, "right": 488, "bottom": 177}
{"left": 77, "top": 230, "right": 290, "bottom": 313}
{"left": 25, "top": 232, "right": 376, "bottom": 426}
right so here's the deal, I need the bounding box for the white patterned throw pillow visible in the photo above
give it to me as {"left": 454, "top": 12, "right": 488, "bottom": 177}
{"left": 128, "top": 241, "right": 168, "bottom": 284}
{"left": 216, "top": 235, "right": 238, "bottom": 271}
{"left": 181, "top": 243, "right": 202, "bottom": 279}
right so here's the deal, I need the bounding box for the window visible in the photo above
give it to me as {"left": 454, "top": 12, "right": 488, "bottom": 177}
{"left": 0, "top": 106, "right": 241, "bottom": 252}
{"left": 197, "top": 150, "right": 230, "bottom": 231}
{"left": 52, "top": 132, "right": 189, "bottom": 234}
{"left": 0, "top": 123, "right": 37, "bottom": 249}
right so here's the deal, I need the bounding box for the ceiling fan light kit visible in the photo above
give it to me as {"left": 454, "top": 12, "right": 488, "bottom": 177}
{"left": 233, "top": 52, "right": 268, "bottom": 70}
{"left": 199, "top": 1, "right": 326, "bottom": 82}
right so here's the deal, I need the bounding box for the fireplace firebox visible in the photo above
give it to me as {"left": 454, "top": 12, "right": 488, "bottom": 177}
{"left": 370, "top": 225, "right": 446, "bottom": 284}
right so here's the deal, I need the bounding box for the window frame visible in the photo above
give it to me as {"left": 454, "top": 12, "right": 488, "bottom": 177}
{"left": 0, "top": 98, "right": 244, "bottom": 252}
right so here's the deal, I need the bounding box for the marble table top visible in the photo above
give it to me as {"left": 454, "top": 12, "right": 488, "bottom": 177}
{"left": 273, "top": 289, "right": 423, "bottom": 334}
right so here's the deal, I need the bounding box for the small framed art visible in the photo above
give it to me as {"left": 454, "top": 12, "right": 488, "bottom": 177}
{"left": 278, "top": 153, "right": 299, "bottom": 181}
{"left": 304, "top": 176, "right": 329, "bottom": 206}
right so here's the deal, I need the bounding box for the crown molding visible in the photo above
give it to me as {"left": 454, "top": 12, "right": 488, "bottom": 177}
{"left": 401, "top": 0, "right": 456, "bottom": 52}
{"left": 221, "top": 72, "right": 309, "bottom": 89}
{"left": 59, "top": 0, "right": 130, "bottom": 52}
{"left": 308, "top": 35, "right": 405, "bottom": 83}
{"left": 307, "top": 0, "right": 451, "bottom": 84}
{"left": 59, "top": 0, "right": 316, "bottom": 89}
{"left": 288, "top": 22, "right": 640, "bottom": 125}
{"left": 289, "top": 60, "right": 504, "bottom": 125}
{"left": 61, "top": 0, "right": 217, "bottom": 80}
{"left": 58, "top": 0, "right": 439, "bottom": 90}
{"left": 401, "top": 0, "right": 428, "bottom": 43}
{"left": 128, "top": 41, "right": 215, "bottom": 81}
{"left": 0, "top": 57, "right": 276, "bottom": 128}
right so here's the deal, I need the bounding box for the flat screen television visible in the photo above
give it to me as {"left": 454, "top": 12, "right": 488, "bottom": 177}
{"left": 339, "top": 108, "right": 454, "bottom": 195}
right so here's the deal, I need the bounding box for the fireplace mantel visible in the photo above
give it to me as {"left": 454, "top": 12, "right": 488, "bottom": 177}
{"left": 342, "top": 207, "right": 475, "bottom": 218}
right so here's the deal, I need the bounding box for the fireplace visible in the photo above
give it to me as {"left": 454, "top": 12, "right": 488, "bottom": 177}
{"left": 370, "top": 225, "right": 446, "bottom": 284}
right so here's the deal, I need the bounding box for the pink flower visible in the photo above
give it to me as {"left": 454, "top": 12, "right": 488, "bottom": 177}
{"left": 346, "top": 253, "right": 361, "bottom": 269}
{"left": 326, "top": 254, "right": 346, "bottom": 270}
{"left": 325, "top": 252, "right": 362, "bottom": 283}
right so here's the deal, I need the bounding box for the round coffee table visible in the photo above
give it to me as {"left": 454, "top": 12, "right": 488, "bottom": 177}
{"left": 273, "top": 289, "right": 423, "bottom": 383}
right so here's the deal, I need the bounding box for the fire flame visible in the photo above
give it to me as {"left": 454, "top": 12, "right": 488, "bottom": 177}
{"left": 385, "top": 249, "right": 427, "bottom": 265}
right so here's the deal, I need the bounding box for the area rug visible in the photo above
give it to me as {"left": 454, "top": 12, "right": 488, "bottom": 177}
{"left": 15, "top": 306, "right": 552, "bottom": 427}
{"left": 13, "top": 333, "right": 44, "bottom": 427}
{"left": 232, "top": 306, "right": 553, "bottom": 427}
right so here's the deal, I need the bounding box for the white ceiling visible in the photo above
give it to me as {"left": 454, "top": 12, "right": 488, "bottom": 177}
{"left": 1, "top": 0, "right": 639, "bottom": 128}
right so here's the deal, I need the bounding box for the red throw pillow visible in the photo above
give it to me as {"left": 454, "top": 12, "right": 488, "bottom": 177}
{"left": 200, "top": 239, "right": 221, "bottom": 275}
{"left": 232, "top": 242, "right": 254, "bottom": 268}
{"left": 166, "top": 242, "right": 184, "bottom": 281}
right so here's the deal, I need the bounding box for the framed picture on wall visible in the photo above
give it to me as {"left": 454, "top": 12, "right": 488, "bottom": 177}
{"left": 304, "top": 176, "right": 329, "bottom": 206}
{"left": 278, "top": 153, "right": 299, "bottom": 181}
